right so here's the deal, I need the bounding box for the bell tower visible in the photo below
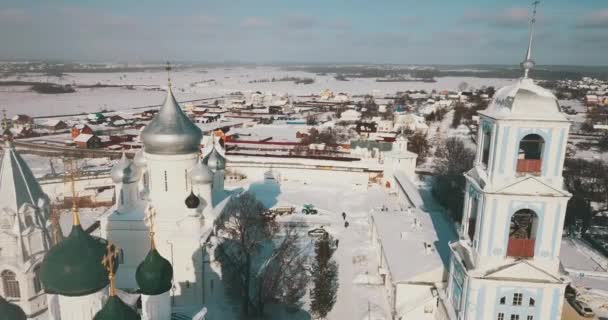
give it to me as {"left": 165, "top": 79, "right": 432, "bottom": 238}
{"left": 445, "top": 2, "right": 573, "bottom": 320}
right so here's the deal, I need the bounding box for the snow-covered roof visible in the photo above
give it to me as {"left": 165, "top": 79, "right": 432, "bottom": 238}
{"left": 480, "top": 77, "right": 568, "bottom": 122}
{"left": 0, "top": 141, "right": 47, "bottom": 214}
{"left": 74, "top": 133, "right": 95, "bottom": 143}
{"left": 372, "top": 209, "right": 446, "bottom": 283}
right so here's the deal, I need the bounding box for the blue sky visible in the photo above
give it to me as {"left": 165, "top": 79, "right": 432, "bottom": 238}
{"left": 0, "top": 0, "right": 607, "bottom": 65}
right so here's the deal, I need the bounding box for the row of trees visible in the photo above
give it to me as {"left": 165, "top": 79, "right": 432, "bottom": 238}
{"left": 214, "top": 192, "right": 338, "bottom": 318}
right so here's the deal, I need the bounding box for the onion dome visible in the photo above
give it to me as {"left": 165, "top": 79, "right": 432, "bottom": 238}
{"left": 185, "top": 191, "right": 201, "bottom": 209}
{"left": 40, "top": 209, "right": 117, "bottom": 297}
{"left": 111, "top": 153, "right": 140, "bottom": 184}
{"left": 93, "top": 296, "right": 140, "bottom": 320}
{"left": 189, "top": 160, "right": 213, "bottom": 185}
{"left": 136, "top": 234, "right": 173, "bottom": 296}
{"left": 203, "top": 147, "right": 226, "bottom": 171}
{"left": 133, "top": 149, "right": 147, "bottom": 167}
{"left": 0, "top": 296, "right": 27, "bottom": 320}
{"left": 141, "top": 87, "right": 202, "bottom": 155}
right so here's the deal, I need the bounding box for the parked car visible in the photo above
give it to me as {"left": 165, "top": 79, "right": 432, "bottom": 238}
{"left": 569, "top": 298, "right": 595, "bottom": 318}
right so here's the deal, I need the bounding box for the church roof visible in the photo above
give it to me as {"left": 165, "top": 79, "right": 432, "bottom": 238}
{"left": 0, "top": 295, "right": 27, "bottom": 320}
{"left": 141, "top": 87, "right": 203, "bottom": 155}
{"left": 203, "top": 146, "right": 226, "bottom": 171}
{"left": 479, "top": 78, "right": 569, "bottom": 122}
{"left": 189, "top": 159, "right": 213, "bottom": 185}
{"left": 110, "top": 153, "right": 140, "bottom": 184}
{"left": 93, "top": 296, "right": 141, "bottom": 320}
{"left": 0, "top": 141, "right": 46, "bottom": 214}
{"left": 136, "top": 247, "right": 173, "bottom": 296}
{"left": 40, "top": 220, "right": 116, "bottom": 297}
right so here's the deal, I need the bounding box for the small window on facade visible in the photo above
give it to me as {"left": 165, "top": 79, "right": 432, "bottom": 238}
{"left": 527, "top": 316, "right": 533, "bottom": 320}
{"left": 24, "top": 215, "right": 34, "bottom": 228}
{"left": 529, "top": 298, "right": 535, "bottom": 307}
{"left": 33, "top": 265, "right": 42, "bottom": 293}
{"left": 1, "top": 270, "right": 20, "bottom": 298}
{"left": 513, "top": 293, "right": 523, "bottom": 306}
{"left": 164, "top": 171, "right": 168, "bottom": 192}
{"left": 118, "top": 249, "right": 125, "bottom": 264}
{"left": 120, "top": 190, "right": 124, "bottom": 205}
{"left": 497, "top": 313, "right": 504, "bottom": 320}
{"left": 500, "top": 297, "right": 506, "bottom": 305}
{"left": 510, "top": 315, "right": 520, "bottom": 320}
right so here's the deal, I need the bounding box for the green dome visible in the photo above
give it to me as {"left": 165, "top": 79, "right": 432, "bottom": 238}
{"left": 93, "top": 296, "right": 141, "bottom": 320}
{"left": 40, "top": 225, "right": 116, "bottom": 296}
{"left": 136, "top": 249, "right": 173, "bottom": 295}
{"left": 0, "top": 296, "right": 27, "bottom": 320}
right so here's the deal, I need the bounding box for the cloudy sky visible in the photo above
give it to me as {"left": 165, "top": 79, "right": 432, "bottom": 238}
{"left": 0, "top": 0, "right": 607, "bottom": 65}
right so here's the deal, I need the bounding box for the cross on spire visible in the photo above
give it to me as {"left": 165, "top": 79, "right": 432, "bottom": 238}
{"left": 145, "top": 206, "right": 157, "bottom": 249}
{"left": 101, "top": 242, "right": 120, "bottom": 296}
{"left": 165, "top": 61, "right": 172, "bottom": 88}
{"left": 1, "top": 109, "right": 13, "bottom": 141}
{"left": 63, "top": 159, "right": 81, "bottom": 226}
{"left": 522, "top": 1, "right": 541, "bottom": 78}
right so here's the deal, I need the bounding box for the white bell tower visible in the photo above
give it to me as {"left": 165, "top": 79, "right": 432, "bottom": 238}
{"left": 445, "top": 2, "right": 573, "bottom": 320}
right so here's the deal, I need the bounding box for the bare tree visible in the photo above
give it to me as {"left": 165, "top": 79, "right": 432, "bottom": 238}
{"left": 214, "top": 192, "right": 309, "bottom": 317}
{"left": 432, "top": 138, "right": 476, "bottom": 221}
{"left": 255, "top": 227, "right": 309, "bottom": 314}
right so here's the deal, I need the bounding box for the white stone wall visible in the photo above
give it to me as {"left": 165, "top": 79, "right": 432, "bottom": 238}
{"left": 142, "top": 291, "right": 171, "bottom": 320}
{"left": 57, "top": 289, "right": 107, "bottom": 320}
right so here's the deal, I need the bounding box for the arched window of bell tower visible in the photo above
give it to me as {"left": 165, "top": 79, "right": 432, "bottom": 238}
{"left": 481, "top": 129, "right": 491, "bottom": 167}
{"left": 507, "top": 209, "right": 538, "bottom": 258}
{"left": 516, "top": 134, "right": 544, "bottom": 175}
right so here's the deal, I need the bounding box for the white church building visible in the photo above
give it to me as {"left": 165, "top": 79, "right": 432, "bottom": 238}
{"left": 443, "top": 6, "right": 572, "bottom": 319}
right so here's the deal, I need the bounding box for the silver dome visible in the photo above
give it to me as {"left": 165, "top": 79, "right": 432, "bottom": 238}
{"left": 141, "top": 87, "right": 203, "bottom": 155}
{"left": 189, "top": 160, "right": 213, "bottom": 185}
{"left": 133, "top": 149, "right": 147, "bottom": 167}
{"left": 111, "top": 153, "right": 141, "bottom": 184}
{"left": 203, "top": 148, "right": 226, "bottom": 172}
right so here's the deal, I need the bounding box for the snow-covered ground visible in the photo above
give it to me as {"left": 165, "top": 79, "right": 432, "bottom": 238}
{"left": 0, "top": 67, "right": 515, "bottom": 117}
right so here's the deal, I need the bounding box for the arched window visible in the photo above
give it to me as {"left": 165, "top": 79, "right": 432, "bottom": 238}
{"left": 507, "top": 210, "right": 538, "bottom": 258}
{"left": 1, "top": 270, "right": 20, "bottom": 298}
{"left": 517, "top": 134, "right": 544, "bottom": 175}
{"left": 24, "top": 215, "right": 34, "bottom": 228}
{"left": 468, "top": 196, "right": 479, "bottom": 242}
{"left": 33, "top": 265, "right": 42, "bottom": 293}
{"left": 481, "top": 129, "right": 491, "bottom": 167}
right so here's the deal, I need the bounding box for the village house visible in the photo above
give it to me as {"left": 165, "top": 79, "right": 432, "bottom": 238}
{"left": 74, "top": 133, "right": 102, "bottom": 149}
{"left": 71, "top": 124, "right": 94, "bottom": 138}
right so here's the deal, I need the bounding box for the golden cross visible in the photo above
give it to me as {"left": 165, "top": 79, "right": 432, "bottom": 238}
{"left": 63, "top": 159, "right": 81, "bottom": 225}
{"left": 145, "top": 206, "right": 157, "bottom": 249}
{"left": 101, "top": 242, "right": 120, "bottom": 296}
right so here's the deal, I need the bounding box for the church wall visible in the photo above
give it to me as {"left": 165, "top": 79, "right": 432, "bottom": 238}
{"left": 481, "top": 117, "right": 570, "bottom": 184}
{"left": 145, "top": 152, "right": 198, "bottom": 222}
{"left": 142, "top": 291, "right": 171, "bottom": 320}
{"left": 102, "top": 220, "right": 150, "bottom": 290}
{"left": 57, "top": 289, "right": 107, "bottom": 320}
{"left": 466, "top": 278, "right": 564, "bottom": 320}
{"left": 228, "top": 165, "right": 371, "bottom": 187}
{"left": 475, "top": 193, "right": 568, "bottom": 273}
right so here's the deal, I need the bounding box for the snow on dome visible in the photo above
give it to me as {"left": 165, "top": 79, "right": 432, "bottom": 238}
{"left": 133, "top": 149, "right": 147, "bottom": 167}
{"left": 140, "top": 87, "right": 202, "bottom": 155}
{"left": 481, "top": 77, "right": 568, "bottom": 121}
{"left": 111, "top": 154, "right": 140, "bottom": 184}
{"left": 189, "top": 159, "right": 213, "bottom": 184}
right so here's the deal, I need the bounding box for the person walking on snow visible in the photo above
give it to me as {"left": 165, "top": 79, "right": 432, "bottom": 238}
{"left": 342, "top": 212, "right": 346, "bottom": 220}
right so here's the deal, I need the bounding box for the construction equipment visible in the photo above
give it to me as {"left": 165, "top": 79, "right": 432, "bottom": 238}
{"left": 302, "top": 204, "right": 318, "bottom": 215}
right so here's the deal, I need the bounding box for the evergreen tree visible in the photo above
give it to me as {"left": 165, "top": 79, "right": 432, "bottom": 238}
{"left": 310, "top": 236, "right": 339, "bottom": 319}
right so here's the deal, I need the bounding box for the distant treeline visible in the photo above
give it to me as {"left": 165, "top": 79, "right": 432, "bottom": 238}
{"left": 284, "top": 65, "right": 608, "bottom": 81}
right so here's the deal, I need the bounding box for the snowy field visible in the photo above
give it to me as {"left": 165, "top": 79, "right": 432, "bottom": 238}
{"left": 0, "top": 67, "right": 516, "bottom": 117}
